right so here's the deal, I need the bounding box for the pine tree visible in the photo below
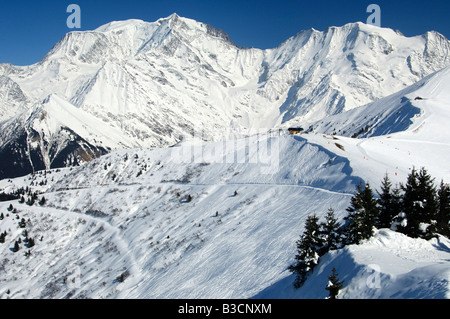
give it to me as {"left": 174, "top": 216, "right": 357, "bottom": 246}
{"left": 434, "top": 181, "right": 450, "bottom": 238}
{"left": 398, "top": 167, "right": 419, "bottom": 236}
{"left": 12, "top": 241, "right": 20, "bottom": 253}
{"left": 399, "top": 167, "right": 438, "bottom": 238}
{"left": 39, "top": 196, "right": 46, "bottom": 206}
{"left": 326, "top": 267, "right": 344, "bottom": 299}
{"left": 289, "top": 214, "right": 324, "bottom": 288}
{"left": 417, "top": 168, "right": 438, "bottom": 228}
{"left": 343, "top": 182, "right": 378, "bottom": 245}
{"left": 26, "top": 196, "right": 35, "bottom": 206}
{"left": 377, "top": 173, "right": 402, "bottom": 229}
{"left": 27, "top": 237, "right": 35, "bottom": 248}
{"left": 320, "top": 208, "right": 342, "bottom": 254}
{"left": 18, "top": 218, "right": 26, "bottom": 228}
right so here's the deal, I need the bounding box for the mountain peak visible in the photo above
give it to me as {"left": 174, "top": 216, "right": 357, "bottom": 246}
{"left": 166, "top": 12, "right": 180, "bottom": 21}
{"left": 156, "top": 13, "right": 236, "bottom": 46}
{"left": 157, "top": 13, "right": 195, "bottom": 28}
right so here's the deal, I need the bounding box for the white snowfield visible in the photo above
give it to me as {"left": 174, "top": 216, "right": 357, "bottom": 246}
{"left": 0, "top": 16, "right": 450, "bottom": 299}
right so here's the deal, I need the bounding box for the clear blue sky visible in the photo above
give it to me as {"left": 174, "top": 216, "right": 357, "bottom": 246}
{"left": 1, "top": 0, "right": 449, "bottom": 66}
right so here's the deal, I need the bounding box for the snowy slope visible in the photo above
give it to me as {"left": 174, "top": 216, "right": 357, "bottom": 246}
{"left": 0, "top": 94, "right": 127, "bottom": 179}
{"left": 308, "top": 65, "right": 450, "bottom": 138}
{"left": 0, "top": 134, "right": 358, "bottom": 299}
{"left": 0, "top": 76, "right": 27, "bottom": 123}
{"left": 254, "top": 229, "right": 450, "bottom": 299}
{"left": 300, "top": 65, "right": 450, "bottom": 189}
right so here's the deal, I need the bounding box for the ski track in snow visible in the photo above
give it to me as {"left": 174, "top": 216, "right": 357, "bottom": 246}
{"left": 29, "top": 205, "right": 141, "bottom": 298}
{"left": 48, "top": 181, "right": 355, "bottom": 197}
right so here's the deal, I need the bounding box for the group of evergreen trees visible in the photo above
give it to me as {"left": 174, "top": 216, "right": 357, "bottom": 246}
{"left": 5, "top": 218, "right": 36, "bottom": 255}
{"left": 0, "top": 187, "right": 41, "bottom": 204}
{"left": 288, "top": 208, "right": 341, "bottom": 288}
{"left": 0, "top": 193, "right": 42, "bottom": 256}
{"left": 290, "top": 167, "right": 450, "bottom": 296}
{"left": 344, "top": 167, "right": 450, "bottom": 243}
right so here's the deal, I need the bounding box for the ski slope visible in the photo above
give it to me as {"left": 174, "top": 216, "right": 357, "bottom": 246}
{"left": 0, "top": 135, "right": 358, "bottom": 298}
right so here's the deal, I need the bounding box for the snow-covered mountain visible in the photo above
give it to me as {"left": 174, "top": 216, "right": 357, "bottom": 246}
{"left": 310, "top": 63, "right": 450, "bottom": 139}
{"left": 1, "top": 14, "right": 450, "bottom": 179}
